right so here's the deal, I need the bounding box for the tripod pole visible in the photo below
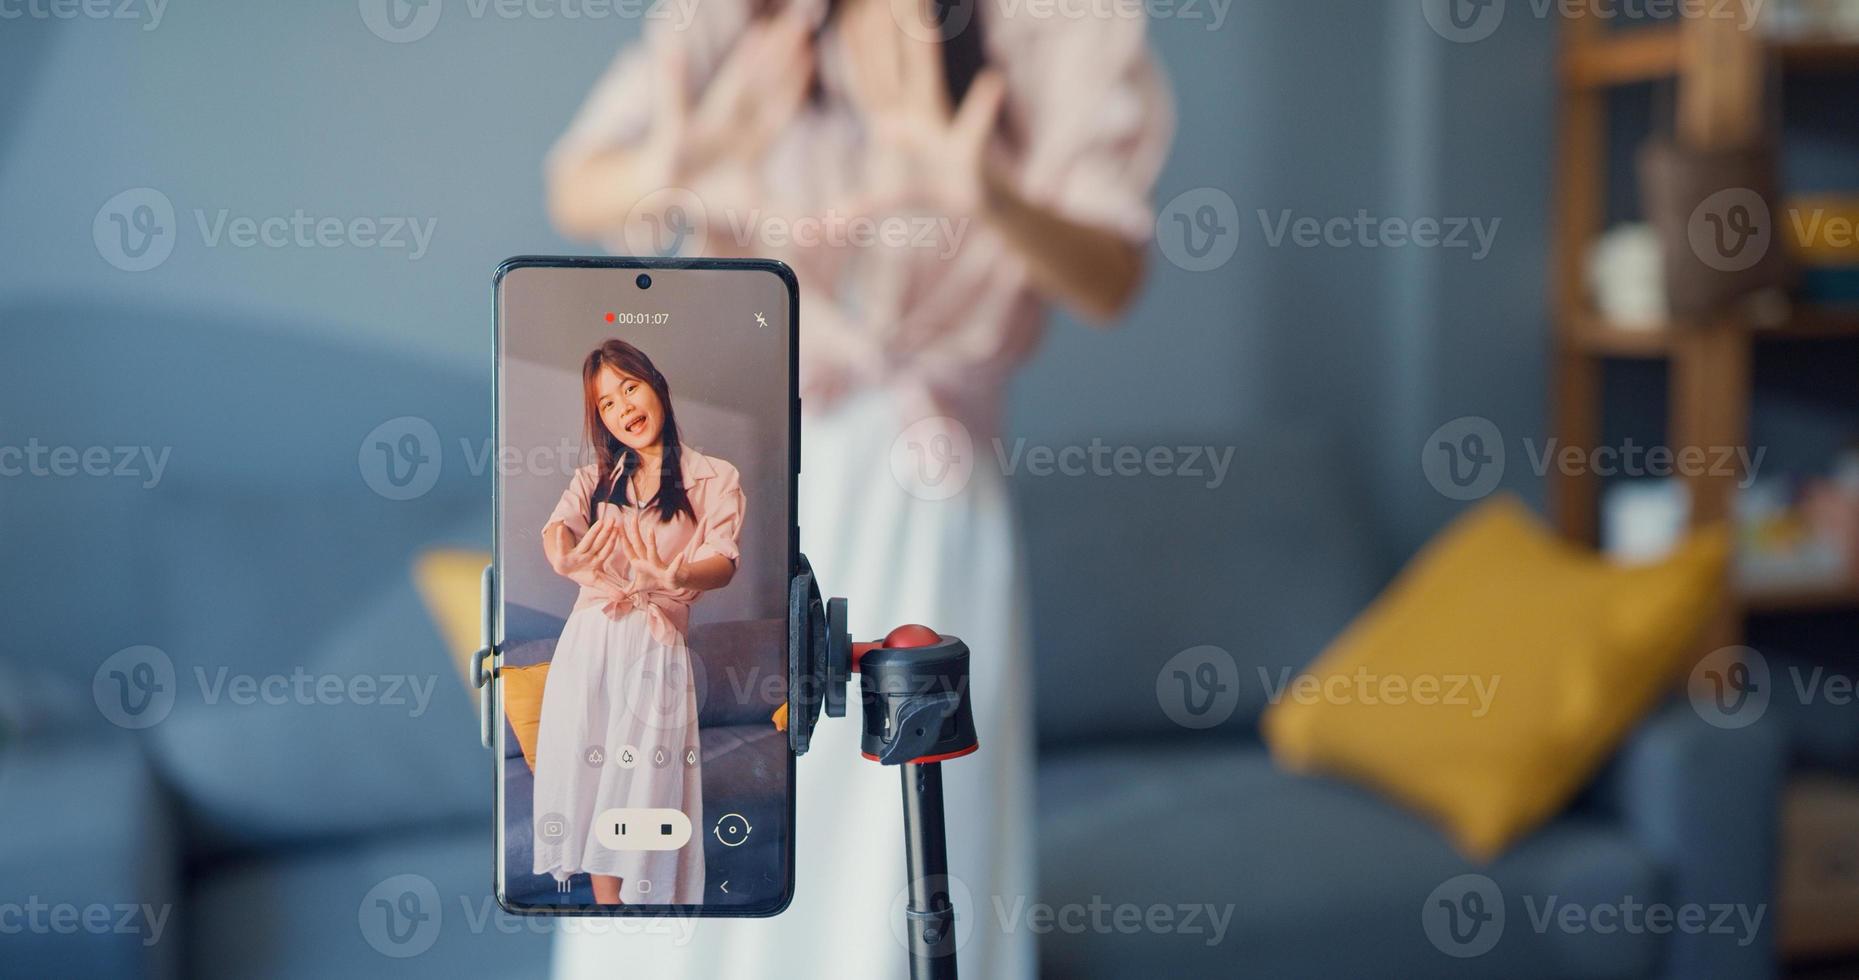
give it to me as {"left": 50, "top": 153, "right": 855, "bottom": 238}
{"left": 900, "top": 761, "right": 958, "bottom": 980}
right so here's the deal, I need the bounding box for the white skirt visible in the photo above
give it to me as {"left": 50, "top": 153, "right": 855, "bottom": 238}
{"left": 531, "top": 604, "right": 705, "bottom": 905}
{"left": 550, "top": 388, "right": 1036, "bottom": 978}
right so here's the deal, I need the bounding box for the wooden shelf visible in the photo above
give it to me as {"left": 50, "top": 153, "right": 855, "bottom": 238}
{"left": 1563, "top": 306, "right": 1859, "bottom": 358}
{"left": 1742, "top": 578, "right": 1859, "bottom": 614}
{"left": 1562, "top": 26, "right": 1859, "bottom": 89}
{"left": 1562, "top": 26, "right": 1686, "bottom": 87}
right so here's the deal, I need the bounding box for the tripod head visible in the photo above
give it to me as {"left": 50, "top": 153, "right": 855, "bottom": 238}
{"left": 786, "top": 557, "right": 978, "bottom": 766}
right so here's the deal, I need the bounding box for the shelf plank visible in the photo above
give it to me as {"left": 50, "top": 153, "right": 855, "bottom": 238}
{"left": 1562, "top": 27, "right": 1859, "bottom": 89}
{"left": 1562, "top": 306, "right": 1859, "bottom": 358}
{"left": 1562, "top": 25, "right": 1683, "bottom": 87}
{"left": 1742, "top": 579, "right": 1859, "bottom": 614}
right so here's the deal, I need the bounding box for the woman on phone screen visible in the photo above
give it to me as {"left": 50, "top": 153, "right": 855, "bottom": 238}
{"left": 531, "top": 339, "right": 744, "bottom": 906}
{"left": 546, "top": 0, "right": 1172, "bottom": 972}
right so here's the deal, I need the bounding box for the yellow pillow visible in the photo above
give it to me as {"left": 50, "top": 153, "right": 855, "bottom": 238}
{"left": 1261, "top": 495, "right": 1728, "bottom": 860}
{"left": 500, "top": 663, "right": 552, "bottom": 770}
{"left": 412, "top": 548, "right": 493, "bottom": 687}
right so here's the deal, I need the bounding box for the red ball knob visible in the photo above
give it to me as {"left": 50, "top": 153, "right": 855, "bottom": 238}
{"left": 883, "top": 624, "right": 942, "bottom": 649}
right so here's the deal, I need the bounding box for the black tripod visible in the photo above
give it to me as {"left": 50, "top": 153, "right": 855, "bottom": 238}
{"left": 788, "top": 573, "right": 979, "bottom": 980}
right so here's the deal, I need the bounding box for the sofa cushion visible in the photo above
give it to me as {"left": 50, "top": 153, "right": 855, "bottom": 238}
{"left": 0, "top": 734, "right": 180, "bottom": 980}
{"left": 1262, "top": 497, "right": 1728, "bottom": 859}
{"left": 184, "top": 824, "right": 553, "bottom": 980}
{"left": 1037, "top": 742, "right": 1665, "bottom": 980}
{"left": 143, "top": 543, "right": 484, "bottom": 860}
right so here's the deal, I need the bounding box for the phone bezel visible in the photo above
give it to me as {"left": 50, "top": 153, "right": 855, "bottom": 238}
{"left": 490, "top": 255, "right": 800, "bottom": 918}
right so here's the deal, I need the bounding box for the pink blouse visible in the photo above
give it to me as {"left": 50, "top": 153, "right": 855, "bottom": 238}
{"left": 547, "top": 0, "right": 1175, "bottom": 435}
{"left": 545, "top": 446, "right": 745, "bottom": 646}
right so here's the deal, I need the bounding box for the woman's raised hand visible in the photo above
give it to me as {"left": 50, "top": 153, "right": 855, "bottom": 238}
{"left": 639, "top": 10, "right": 816, "bottom": 192}
{"left": 553, "top": 516, "right": 622, "bottom": 581}
{"left": 840, "top": 0, "right": 1006, "bottom": 217}
{"left": 619, "top": 517, "right": 688, "bottom": 594}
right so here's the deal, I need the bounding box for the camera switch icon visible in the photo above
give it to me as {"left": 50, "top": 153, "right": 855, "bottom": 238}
{"left": 713, "top": 813, "right": 752, "bottom": 848}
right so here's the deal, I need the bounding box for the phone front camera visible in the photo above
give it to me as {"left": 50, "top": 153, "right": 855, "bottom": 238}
{"left": 636, "top": 273, "right": 652, "bottom": 290}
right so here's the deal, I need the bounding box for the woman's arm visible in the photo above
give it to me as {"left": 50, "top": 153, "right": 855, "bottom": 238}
{"left": 547, "top": 17, "right": 814, "bottom": 243}
{"left": 978, "top": 166, "right": 1146, "bottom": 325}
{"left": 672, "top": 554, "right": 737, "bottom": 592}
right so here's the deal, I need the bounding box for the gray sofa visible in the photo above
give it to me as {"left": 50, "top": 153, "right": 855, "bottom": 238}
{"left": 0, "top": 301, "right": 1787, "bottom": 978}
{"left": 1020, "top": 428, "right": 1787, "bottom": 979}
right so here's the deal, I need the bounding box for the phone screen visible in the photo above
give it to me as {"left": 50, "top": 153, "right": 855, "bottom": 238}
{"left": 494, "top": 258, "right": 796, "bottom": 915}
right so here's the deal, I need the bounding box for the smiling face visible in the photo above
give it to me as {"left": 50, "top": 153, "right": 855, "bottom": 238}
{"left": 594, "top": 364, "right": 665, "bottom": 452}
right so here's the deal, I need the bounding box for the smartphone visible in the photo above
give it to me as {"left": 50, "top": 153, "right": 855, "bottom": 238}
{"left": 492, "top": 256, "right": 798, "bottom": 916}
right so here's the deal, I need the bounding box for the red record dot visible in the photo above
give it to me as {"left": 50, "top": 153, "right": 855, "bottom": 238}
{"left": 604, "top": 312, "right": 616, "bottom": 323}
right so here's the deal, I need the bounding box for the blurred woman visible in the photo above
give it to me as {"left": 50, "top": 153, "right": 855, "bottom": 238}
{"left": 546, "top": 0, "right": 1171, "bottom": 973}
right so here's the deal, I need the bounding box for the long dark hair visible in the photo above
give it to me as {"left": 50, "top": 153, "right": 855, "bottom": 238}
{"left": 582, "top": 339, "right": 695, "bottom": 526}
{"left": 805, "top": 0, "right": 988, "bottom": 108}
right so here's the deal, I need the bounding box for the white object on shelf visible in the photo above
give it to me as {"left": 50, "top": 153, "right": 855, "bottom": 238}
{"left": 1603, "top": 478, "right": 1688, "bottom": 563}
{"left": 1587, "top": 224, "right": 1667, "bottom": 330}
